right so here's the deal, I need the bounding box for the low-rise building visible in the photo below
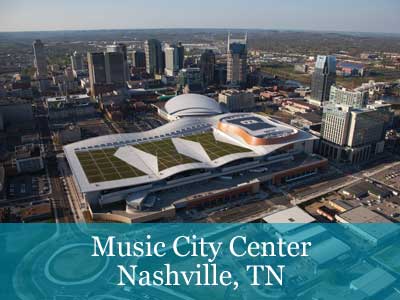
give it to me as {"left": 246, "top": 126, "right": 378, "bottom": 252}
{"left": 350, "top": 268, "right": 396, "bottom": 298}
{"left": 53, "top": 124, "right": 82, "bottom": 145}
{"left": 47, "top": 94, "right": 96, "bottom": 121}
{"left": 20, "top": 202, "right": 52, "bottom": 222}
{"left": 280, "top": 98, "right": 318, "bottom": 115}
{"left": 0, "top": 98, "right": 34, "bottom": 129}
{"left": 336, "top": 206, "right": 398, "bottom": 245}
{"left": 291, "top": 112, "right": 322, "bottom": 130}
{"left": 218, "top": 89, "right": 255, "bottom": 112}
{"left": 14, "top": 144, "right": 44, "bottom": 174}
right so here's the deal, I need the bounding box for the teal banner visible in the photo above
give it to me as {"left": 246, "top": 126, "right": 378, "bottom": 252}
{"left": 1, "top": 223, "right": 400, "bottom": 300}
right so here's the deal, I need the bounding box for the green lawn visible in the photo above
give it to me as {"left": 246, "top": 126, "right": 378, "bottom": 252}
{"left": 76, "top": 132, "right": 251, "bottom": 182}
{"left": 182, "top": 132, "right": 251, "bottom": 160}
{"left": 134, "top": 139, "right": 197, "bottom": 171}
{"left": 76, "top": 148, "right": 145, "bottom": 183}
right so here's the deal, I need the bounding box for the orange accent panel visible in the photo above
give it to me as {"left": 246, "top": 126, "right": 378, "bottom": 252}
{"left": 217, "top": 121, "right": 299, "bottom": 146}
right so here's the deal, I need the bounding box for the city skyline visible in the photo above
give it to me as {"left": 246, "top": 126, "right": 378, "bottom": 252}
{"left": 1, "top": 0, "right": 400, "bottom": 34}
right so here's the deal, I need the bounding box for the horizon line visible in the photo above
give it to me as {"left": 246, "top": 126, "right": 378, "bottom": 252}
{"left": 0, "top": 27, "right": 399, "bottom": 36}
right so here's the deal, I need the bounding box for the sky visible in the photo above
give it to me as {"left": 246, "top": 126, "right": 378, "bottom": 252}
{"left": 0, "top": 0, "right": 400, "bottom": 33}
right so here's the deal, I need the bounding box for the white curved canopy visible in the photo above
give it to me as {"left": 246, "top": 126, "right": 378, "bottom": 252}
{"left": 165, "top": 94, "right": 223, "bottom": 117}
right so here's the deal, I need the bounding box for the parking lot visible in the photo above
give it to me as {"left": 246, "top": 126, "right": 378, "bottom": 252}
{"left": 78, "top": 119, "right": 114, "bottom": 139}
{"left": 6, "top": 172, "right": 51, "bottom": 200}
{"left": 117, "top": 113, "right": 166, "bottom": 133}
{"left": 372, "top": 164, "right": 400, "bottom": 192}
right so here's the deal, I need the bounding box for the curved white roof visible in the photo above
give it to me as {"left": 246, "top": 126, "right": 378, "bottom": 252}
{"left": 64, "top": 113, "right": 318, "bottom": 193}
{"left": 165, "top": 94, "right": 223, "bottom": 117}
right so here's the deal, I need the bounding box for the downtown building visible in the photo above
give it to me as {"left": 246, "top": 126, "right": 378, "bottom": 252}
{"left": 200, "top": 49, "right": 216, "bottom": 86}
{"left": 164, "top": 44, "right": 181, "bottom": 76}
{"left": 131, "top": 50, "right": 146, "bottom": 71}
{"left": 32, "top": 39, "right": 49, "bottom": 91}
{"left": 144, "top": 39, "right": 164, "bottom": 76}
{"left": 329, "top": 85, "right": 368, "bottom": 108}
{"left": 218, "top": 89, "right": 255, "bottom": 112}
{"left": 177, "top": 68, "right": 204, "bottom": 93}
{"left": 64, "top": 94, "right": 327, "bottom": 223}
{"left": 309, "top": 55, "right": 336, "bottom": 106}
{"left": 87, "top": 45, "right": 128, "bottom": 96}
{"left": 319, "top": 103, "right": 390, "bottom": 164}
{"left": 106, "top": 43, "right": 129, "bottom": 82}
{"left": 70, "top": 51, "right": 86, "bottom": 72}
{"left": 227, "top": 33, "right": 248, "bottom": 86}
{"left": 176, "top": 42, "right": 185, "bottom": 70}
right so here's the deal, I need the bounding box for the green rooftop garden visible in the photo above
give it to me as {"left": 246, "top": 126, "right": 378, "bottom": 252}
{"left": 182, "top": 132, "right": 251, "bottom": 160}
{"left": 76, "top": 148, "right": 145, "bottom": 183}
{"left": 133, "top": 139, "right": 197, "bottom": 171}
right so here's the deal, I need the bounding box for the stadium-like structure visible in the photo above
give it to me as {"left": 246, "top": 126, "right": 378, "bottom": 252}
{"left": 64, "top": 94, "right": 326, "bottom": 222}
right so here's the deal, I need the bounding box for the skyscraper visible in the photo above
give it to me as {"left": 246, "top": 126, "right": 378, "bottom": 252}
{"left": 70, "top": 51, "right": 85, "bottom": 71}
{"left": 106, "top": 43, "right": 129, "bottom": 81}
{"left": 32, "top": 39, "right": 48, "bottom": 79}
{"left": 320, "top": 103, "right": 388, "bottom": 164}
{"left": 131, "top": 50, "right": 146, "bottom": 69}
{"left": 227, "top": 33, "right": 247, "bottom": 86}
{"left": 104, "top": 52, "right": 126, "bottom": 85}
{"left": 177, "top": 42, "right": 185, "bottom": 70}
{"left": 164, "top": 44, "right": 180, "bottom": 76}
{"left": 310, "top": 55, "right": 336, "bottom": 106}
{"left": 200, "top": 50, "right": 216, "bottom": 86}
{"left": 144, "top": 39, "right": 163, "bottom": 76}
{"left": 329, "top": 85, "right": 368, "bottom": 108}
{"left": 177, "top": 68, "right": 203, "bottom": 94}
{"left": 87, "top": 48, "right": 127, "bottom": 96}
{"left": 87, "top": 52, "right": 107, "bottom": 96}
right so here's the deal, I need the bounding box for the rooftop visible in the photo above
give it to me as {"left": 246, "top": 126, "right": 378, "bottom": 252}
{"left": 337, "top": 206, "right": 392, "bottom": 223}
{"left": 165, "top": 94, "right": 223, "bottom": 117}
{"left": 75, "top": 131, "right": 251, "bottom": 183}
{"left": 133, "top": 139, "right": 197, "bottom": 171}
{"left": 64, "top": 108, "right": 317, "bottom": 192}
{"left": 262, "top": 206, "right": 316, "bottom": 233}
{"left": 182, "top": 132, "right": 251, "bottom": 160}
{"left": 308, "top": 237, "right": 350, "bottom": 265}
{"left": 351, "top": 268, "right": 396, "bottom": 297}
{"left": 76, "top": 148, "right": 145, "bottom": 183}
{"left": 220, "top": 114, "right": 297, "bottom": 139}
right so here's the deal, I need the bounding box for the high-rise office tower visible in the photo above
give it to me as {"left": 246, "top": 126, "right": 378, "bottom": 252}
{"left": 177, "top": 68, "right": 203, "bottom": 93}
{"left": 320, "top": 104, "right": 352, "bottom": 147}
{"left": 104, "top": 52, "right": 126, "bottom": 85}
{"left": 87, "top": 52, "right": 107, "bottom": 96}
{"left": 32, "top": 39, "right": 48, "bottom": 79}
{"left": 131, "top": 50, "right": 146, "bottom": 69}
{"left": 164, "top": 44, "right": 180, "bottom": 76}
{"left": 200, "top": 49, "right": 216, "bottom": 86}
{"left": 227, "top": 33, "right": 247, "bottom": 86}
{"left": 214, "top": 63, "right": 227, "bottom": 85}
{"left": 310, "top": 55, "right": 336, "bottom": 106}
{"left": 329, "top": 85, "right": 368, "bottom": 108}
{"left": 88, "top": 49, "right": 127, "bottom": 96}
{"left": 320, "top": 103, "right": 388, "bottom": 163}
{"left": 106, "top": 43, "right": 129, "bottom": 81}
{"left": 177, "top": 42, "right": 185, "bottom": 70}
{"left": 70, "top": 51, "right": 85, "bottom": 71}
{"left": 144, "top": 39, "right": 163, "bottom": 75}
